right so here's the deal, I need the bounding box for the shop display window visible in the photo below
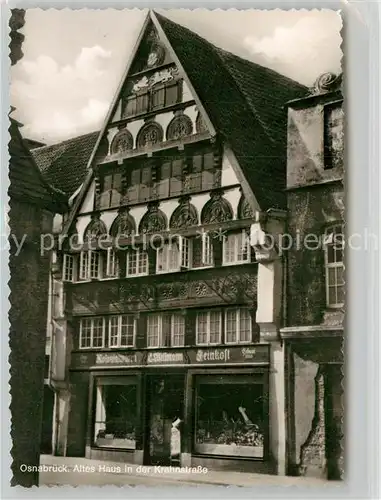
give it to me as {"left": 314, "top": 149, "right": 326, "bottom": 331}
{"left": 94, "top": 378, "right": 137, "bottom": 449}
{"left": 195, "top": 375, "right": 265, "bottom": 458}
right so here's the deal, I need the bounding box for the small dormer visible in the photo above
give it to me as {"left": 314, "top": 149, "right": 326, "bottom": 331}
{"left": 286, "top": 72, "right": 343, "bottom": 190}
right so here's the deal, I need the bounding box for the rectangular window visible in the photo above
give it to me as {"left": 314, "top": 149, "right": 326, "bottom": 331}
{"left": 324, "top": 224, "right": 344, "bottom": 307}
{"left": 157, "top": 161, "right": 171, "bottom": 199}
{"left": 63, "top": 254, "right": 75, "bottom": 282}
{"left": 147, "top": 313, "right": 185, "bottom": 348}
{"left": 89, "top": 251, "right": 101, "bottom": 279}
{"left": 165, "top": 82, "right": 181, "bottom": 106}
{"left": 324, "top": 102, "right": 344, "bottom": 170}
{"left": 126, "top": 249, "right": 148, "bottom": 277}
{"left": 195, "top": 376, "right": 265, "bottom": 458}
{"left": 147, "top": 314, "right": 161, "bottom": 348}
{"left": 99, "top": 172, "right": 122, "bottom": 209}
{"left": 192, "top": 233, "right": 213, "bottom": 269}
{"left": 156, "top": 239, "right": 181, "bottom": 273}
{"left": 223, "top": 232, "right": 250, "bottom": 265}
{"left": 171, "top": 314, "right": 185, "bottom": 347}
{"left": 79, "top": 317, "right": 105, "bottom": 349}
{"left": 108, "top": 315, "right": 135, "bottom": 347}
{"left": 136, "top": 92, "right": 149, "bottom": 115}
{"left": 127, "top": 168, "right": 141, "bottom": 203}
{"left": 170, "top": 158, "right": 184, "bottom": 196}
{"left": 151, "top": 86, "right": 165, "bottom": 110}
{"left": 94, "top": 380, "right": 137, "bottom": 449}
{"left": 196, "top": 310, "right": 221, "bottom": 345}
{"left": 225, "top": 308, "right": 252, "bottom": 344}
{"left": 105, "top": 248, "right": 119, "bottom": 278}
{"left": 79, "top": 251, "right": 89, "bottom": 280}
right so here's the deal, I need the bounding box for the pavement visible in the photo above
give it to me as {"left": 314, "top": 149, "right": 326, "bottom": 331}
{"left": 39, "top": 454, "right": 335, "bottom": 488}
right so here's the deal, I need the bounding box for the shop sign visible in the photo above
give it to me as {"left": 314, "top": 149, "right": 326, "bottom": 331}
{"left": 71, "top": 345, "right": 269, "bottom": 369}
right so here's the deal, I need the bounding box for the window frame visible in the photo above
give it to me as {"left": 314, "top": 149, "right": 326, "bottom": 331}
{"left": 156, "top": 238, "right": 182, "bottom": 274}
{"left": 126, "top": 248, "right": 149, "bottom": 277}
{"left": 324, "top": 224, "right": 344, "bottom": 308}
{"left": 146, "top": 313, "right": 185, "bottom": 348}
{"left": 222, "top": 231, "right": 251, "bottom": 266}
{"left": 196, "top": 310, "right": 222, "bottom": 346}
{"left": 108, "top": 315, "right": 136, "bottom": 348}
{"left": 79, "top": 317, "right": 106, "bottom": 349}
{"left": 102, "top": 248, "right": 119, "bottom": 279}
{"left": 224, "top": 308, "right": 252, "bottom": 345}
{"left": 98, "top": 171, "right": 123, "bottom": 210}
{"left": 63, "top": 253, "right": 76, "bottom": 282}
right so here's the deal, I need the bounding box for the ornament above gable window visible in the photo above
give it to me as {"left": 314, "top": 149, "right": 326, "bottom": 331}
{"left": 167, "top": 114, "right": 193, "bottom": 141}
{"left": 146, "top": 43, "right": 165, "bottom": 68}
{"left": 310, "top": 72, "right": 343, "bottom": 95}
{"left": 137, "top": 122, "right": 163, "bottom": 149}
{"left": 110, "top": 128, "right": 133, "bottom": 155}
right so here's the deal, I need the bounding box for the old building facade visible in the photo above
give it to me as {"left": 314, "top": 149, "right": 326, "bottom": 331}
{"left": 281, "top": 73, "right": 344, "bottom": 479}
{"left": 41, "top": 11, "right": 312, "bottom": 475}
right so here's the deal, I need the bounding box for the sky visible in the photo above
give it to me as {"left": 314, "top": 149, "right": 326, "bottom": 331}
{"left": 10, "top": 8, "right": 342, "bottom": 145}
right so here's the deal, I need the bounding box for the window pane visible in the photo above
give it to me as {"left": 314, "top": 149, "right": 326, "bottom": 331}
{"left": 120, "top": 316, "right": 134, "bottom": 346}
{"left": 192, "top": 238, "right": 203, "bottom": 268}
{"left": 152, "top": 87, "right": 165, "bottom": 110}
{"left": 225, "top": 310, "right": 237, "bottom": 343}
{"left": 95, "top": 384, "right": 136, "bottom": 449}
{"left": 172, "top": 314, "right": 185, "bottom": 347}
{"left": 170, "top": 159, "right": 183, "bottom": 196}
{"left": 162, "top": 314, "right": 172, "bottom": 347}
{"left": 127, "top": 251, "right": 137, "bottom": 276}
{"left": 169, "top": 242, "right": 180, "bottom": 271}
{"left": 197, "top": 313, "right": 208, "bottom": 344}
{"left": 92, "top": 318, "right": 104, "bottom": 347}
{"left": 140, "top": 166, "right": 152, "bottom": 202}
{"left": 89, "top": 251, "right": 100, "bottom": 279}
{"left": 195, "top": 382, "right": 264, "bottom": 458}
{"left": 203, "top": 152, "right": 214, "bottom": 170}
{"left": 328, "top": 286, "right": 337, "bottom": 306}
{"left": 80, "top": 319, "right": 92, "bottom": 348}
{"left": 109, "top": 316, "right": 119, "bottom": 347}
{"left": 157, "top": 161, "right": 171, "bottom": 198}
{"left": 110, "top": 173, "right": 122, "bottom": 207}
{"left": 165, "top": 83, "right": 179, "bottom": 106}
{"left": 136, "top": 93, "right": 149, "bottom": 114}
{"left": 209, "top": 311, "right": 221, "bottom": 344}
{"left": 237, "top": 232, "right": 249, "bottom": 262}
{"left": 239, "top": 309, "right": 251, "bottom": 342}
{"left": 147, "top": 315, "right": 160, "bottom": 347}
{"left": 336, "top": 285, "right": 344, "bottom": 305}
{"left": 224, "top": 234, "right": 236, "bottom": 264}
{"left": 201, "top": 170, "right": 214, "bottom": 191}
{"left": 138, "top": 251, "right": 148, "bottom": 274}
{"left": 80, "top": 251, "right": 89, "bottom": 280}
{"left": 336, "top": 265, "right": 344, "bottom": 285}
{"left": 328, "top": 267, "right": 336, "bottom": 286}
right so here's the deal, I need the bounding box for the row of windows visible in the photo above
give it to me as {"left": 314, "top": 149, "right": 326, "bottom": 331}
{"left": 62, "top": 232, "right": 251, "bottom": 282}
{"left": 78, "top": 308, "right": 252, "bottom": 349}
{"left": 122, "top": 80, "right": 182, "bottom": 119}
{"left": 97, "top": 149, "right": 217, "bottom": 209}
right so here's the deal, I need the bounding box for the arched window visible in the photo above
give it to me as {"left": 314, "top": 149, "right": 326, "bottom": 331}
{"left": 136, "top": 122, "right": 163, "bottom": 149}
{"left": 201, "top": 194, "right": 233, "bottom": 224}
{"left": 166, "top": 115, "right": 193, "bottom": 141}
{"left": 139, "top": 205, "right": 167, "bottom": 234}
{"left": 324, "top": 224, "right": 344, "bottom": 308}
{"left": 170, "top": 201, "right": 198, "bottom": 229}
{"left": 83, "top": 218, "right": 108, "bottom": 242}
{"left": 238, "top": 195, "right": 254, "bottom": 220}
{"left": 110, "top": 128, "right": 133, "bottom": 155}
{"left": 110, "top": 211, "right": 136, "bottom": 238}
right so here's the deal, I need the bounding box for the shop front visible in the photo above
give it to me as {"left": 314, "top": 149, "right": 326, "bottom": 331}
{"left": 69, "top": 344, "right": 272, "bottom": 473}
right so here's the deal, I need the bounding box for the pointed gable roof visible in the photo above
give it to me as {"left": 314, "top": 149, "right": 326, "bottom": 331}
{"left": 9, "top": 119, "right": 67, "bottom": 213}
{"left": 32, "top": 131, "right": 99, "bottom": 197}
{"left": 153, "top": 12, "right": 307, "bottom": 209}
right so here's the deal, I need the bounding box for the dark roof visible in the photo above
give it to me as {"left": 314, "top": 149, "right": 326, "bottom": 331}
{"left": 155, "top": 12, "right": 307, "bottom": 209}
{"left": 31, "top": 131, "right": 99, "bottom": 197}
{"left": 8, "top": 119, "right": 67, "bottom": 212}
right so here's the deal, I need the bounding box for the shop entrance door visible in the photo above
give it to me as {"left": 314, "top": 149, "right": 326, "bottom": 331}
{"left": 144, "top": 373, "right": 184, "bottom": 466}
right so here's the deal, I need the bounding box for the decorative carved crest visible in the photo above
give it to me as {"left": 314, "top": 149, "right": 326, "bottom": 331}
{"left": 110, "top": 128, "right": 133, "bottom": 154}
{"left": 84, "top": 216, "right": 107, "bottom": 241}
{"left": 166, "top": 114, "right": 193, "bottom": 141}
{"left": 139, "top": 202, "right": 167, "bottom": 233}
{"left": 132, "top": 66, "right": 178, "bottom": 93}
{"left": 137, "top": 122, "right": 163, "bottom": 149}
{"left": 201, "top": 192, "right": 233, "bottom": 224}
{"left": 170, "top": 198, "right": 198, "bottom": 229}
{"left": 311, "top": 72, "right": 343, "bottom": 95}
{"left": 110, "top": 209, "right": 136, "bottom": 237}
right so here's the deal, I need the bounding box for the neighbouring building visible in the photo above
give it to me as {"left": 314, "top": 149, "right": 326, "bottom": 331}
{"left": 8, "top": 117, "right": 67, "bottom": 486}
{"left": 281, "top": 73, "right": 344, "bottom": 480}
{"left": 37, "top": 11, "right": 309, "bottom": 474}
{"left": 8, "top": 9, "right": 68, "bottom": 487}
